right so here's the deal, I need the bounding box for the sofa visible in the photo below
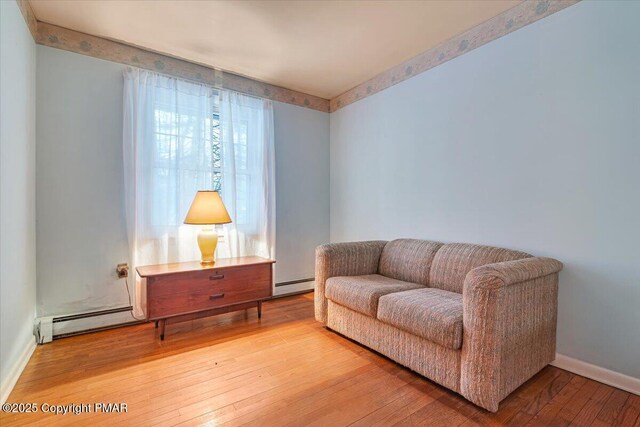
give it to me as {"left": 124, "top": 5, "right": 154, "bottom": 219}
{"left": 315, "top": 239, "right": 563, "bottom": 412}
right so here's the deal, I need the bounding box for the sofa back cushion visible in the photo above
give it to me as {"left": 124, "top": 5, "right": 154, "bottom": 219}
{"left": 429, "top": 243, "right": 531, "bottom": 293}
{"left": 379, "top": 239, "right": 443, "bottom": 285}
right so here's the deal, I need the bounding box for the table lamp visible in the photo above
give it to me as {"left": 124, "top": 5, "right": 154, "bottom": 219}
{"left": 184, "top": 191, "right": 232, "bottom": 265}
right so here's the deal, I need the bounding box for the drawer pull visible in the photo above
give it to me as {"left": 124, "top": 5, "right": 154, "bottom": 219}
{"left": 209, "top": 274, "right": 225, "bottom": 280}
{"left": 209, "top": 293, "right": 225, "bottom": 300}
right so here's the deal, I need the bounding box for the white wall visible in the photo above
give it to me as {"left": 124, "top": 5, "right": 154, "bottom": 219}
{"left": 330, "top": 0, "right": 640, "bottom": 378}
{"left": 0, "top": 0, "right": 37, "bottom": 395}
{"left": 36, "top": 47, "right": 128, "bottom": 319}
{"left": 274, "top": 102, "right": 329, "bottom": 283}
{"left": 36, "top": 46, "right": 329, "bottom": 322}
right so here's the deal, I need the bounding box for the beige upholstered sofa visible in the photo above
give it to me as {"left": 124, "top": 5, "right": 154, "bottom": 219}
{"left": 315, "top": 239, "right": 563, "bottom": 412}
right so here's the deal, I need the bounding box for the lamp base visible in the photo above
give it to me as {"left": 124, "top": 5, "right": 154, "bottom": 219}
{"left": 197, "top": 227, "right": 218, "bottom": 265}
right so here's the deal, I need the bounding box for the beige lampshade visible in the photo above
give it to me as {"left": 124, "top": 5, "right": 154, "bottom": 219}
{"left": 184, "top": 191, "right": 232, "bottom": 225}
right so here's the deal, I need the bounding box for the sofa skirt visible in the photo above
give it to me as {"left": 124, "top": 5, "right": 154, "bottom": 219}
{"left": 327, "top": 300, "right": 461, "bottom": 392}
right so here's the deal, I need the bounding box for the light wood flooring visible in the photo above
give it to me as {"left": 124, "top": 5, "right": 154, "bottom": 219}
{"left": 2, "top": 293, "right": 638, "bottom": 426}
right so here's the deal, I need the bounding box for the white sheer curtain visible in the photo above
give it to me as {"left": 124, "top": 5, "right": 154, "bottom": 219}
{"left": 217, "top": 91, "right": 275, "bottom": 261}
{"left": 123, "top": 68, "right": 275, "bottom": 317}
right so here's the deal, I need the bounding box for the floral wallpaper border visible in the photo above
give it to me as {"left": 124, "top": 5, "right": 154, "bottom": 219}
{"left": 18, "top": 0, "right": 580, "bottom": 114}
{"left": 16, "top": 0, "right": 38, "bottom": 38}
{"left": 329, "top": 0, "right": 580, "bottom": 112}
{"left": 34, "top": 22, "right": 330, "bottom": 113}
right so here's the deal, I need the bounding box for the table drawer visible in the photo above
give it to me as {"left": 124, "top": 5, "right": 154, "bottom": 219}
{"left": 147, "top": 263, "right": 272, "bottom": 319}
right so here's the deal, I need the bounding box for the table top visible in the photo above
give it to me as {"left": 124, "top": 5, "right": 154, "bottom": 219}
{"left": 136, "top": 256, "right": 275, "bottom": 278}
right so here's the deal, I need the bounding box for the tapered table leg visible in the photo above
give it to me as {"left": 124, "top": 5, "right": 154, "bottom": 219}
{"left": 155, "top": 320, "right": 159, "bottom": 328}
{"left": 159, "top": 319, "right": 166, "bottom": 340}
{"left": 257, "top": 301, "right": 262, "bottom": 319}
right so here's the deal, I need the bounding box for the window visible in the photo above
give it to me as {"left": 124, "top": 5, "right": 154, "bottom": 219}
{"left": 212, "top": 113, "right": 222, "bottom": 192}
{"left": 123, "top": 68, "right": 275, "bottom": 270}
{"left": 149, "top": 95, "right": 252, "bottom": 229}
{"left": 230, "top": 118, "right": 252, "bottom": 225}
{"left": 148, "top": 90, "right": 220, "bottom": 231}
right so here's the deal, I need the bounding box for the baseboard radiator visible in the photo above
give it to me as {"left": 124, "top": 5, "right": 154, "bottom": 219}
{"left": 36, "top": 306, "right": 141, "bottom": 342}
{"left": 53, "top": 306, "right": 133, "bottom": 323}
{"left": 275, "top": 277, "right": 314, "bottom": 287}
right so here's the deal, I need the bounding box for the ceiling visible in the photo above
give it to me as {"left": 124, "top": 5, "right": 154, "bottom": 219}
{"left": 30, "top": 0, "right": 521, "bottom": 99}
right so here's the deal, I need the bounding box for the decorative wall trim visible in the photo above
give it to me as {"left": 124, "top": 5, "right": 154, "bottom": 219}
{"left": 0, "top": 336, "right": 36, "bottom": 404}
{"left": 552, "top": 353, "right": 640, "bottom": 396}
{"left": 34, "top": 23, "right": 329, "bottom": 112}
{"left": 329, "top": 0, "right": 580, "bottom": 112}
{"left": 19, "top": 0, "right": 582, "bottom": 114}
{"left": 15, "top": 0, "right": 37, "bottom": 39}
{"left": 16, "top": 0, "right": 328, "bottom": 112}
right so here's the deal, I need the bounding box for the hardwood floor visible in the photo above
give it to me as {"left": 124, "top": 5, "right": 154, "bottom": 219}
{"left": 2, "top": 293, "right": 638, "bottom": 426}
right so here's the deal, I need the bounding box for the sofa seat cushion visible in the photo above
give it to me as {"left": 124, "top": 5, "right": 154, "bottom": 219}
{"left": 377, "top": 288, "right": 464, "bottom": 350}
{"left": 325, "top": 274, "right": 423, "bottom": 317}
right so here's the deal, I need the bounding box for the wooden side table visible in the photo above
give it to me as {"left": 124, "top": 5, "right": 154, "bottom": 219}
{"left": 137, "top": 256, "right": 275, "bottom": 340}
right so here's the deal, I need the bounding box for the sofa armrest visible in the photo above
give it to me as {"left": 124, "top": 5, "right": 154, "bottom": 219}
{"left": 314, "top": 241, "right": 387, "bottom": 323}
{"left": 464, "top": 257, "right": 563, "bottom": 290}
{"left": 460, "top": 256, "right": 563, "bottom": 412}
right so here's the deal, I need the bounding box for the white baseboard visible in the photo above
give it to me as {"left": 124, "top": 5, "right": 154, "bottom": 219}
{"left": 0, "top": 336, "right": 36, "bottom": 404}
{"left": 551, "top": 353, "right": 640, "bottom": 396}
